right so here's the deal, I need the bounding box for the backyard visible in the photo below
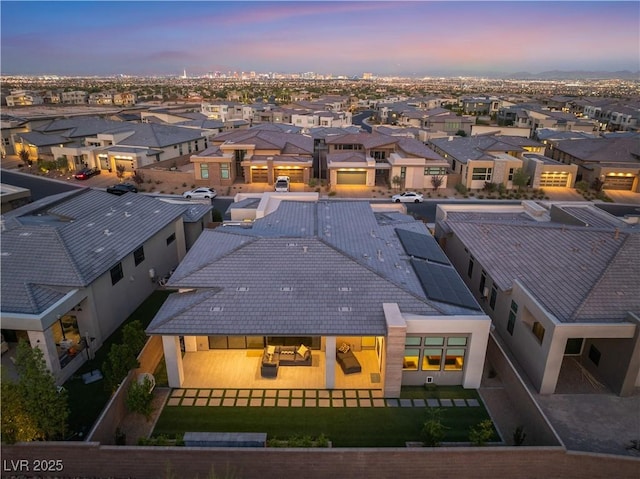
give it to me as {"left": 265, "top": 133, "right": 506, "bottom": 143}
{"left": 61, "top": 291, "right": 495, "bottom": 447}
{"left": 152, "top": 386, "right": 493, "bottom": 447}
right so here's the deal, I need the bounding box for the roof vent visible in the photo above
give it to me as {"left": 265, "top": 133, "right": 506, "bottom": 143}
{"left": 210, "top": 306, "right": 223, "bottom": 312}
{"left": 124, "top": 212, "right": 131, "bottom": 218}
{"left": 19, "top": 232, "right": 32, "bottom": 236}
{"left": 302, "top": 246, "right": 308, "bottom": 253}
{"left": 104, "top": 229, "right": 112, "bottom": 236}
{"left": 338, "top": 287, "right": 351, "bottom": 292}
{"left": 280, "top": 287, "right": 294, "bottom": 292}
{"left": 338, "top": 306, "right": 352, "bottom": 312}
{"left": 236, "top": 287, "right": 249, "bottom": 292}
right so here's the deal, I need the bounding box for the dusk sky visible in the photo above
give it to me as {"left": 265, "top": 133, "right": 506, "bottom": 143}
{"left": 1, "top": 1, "right": 638, "bottom": 77}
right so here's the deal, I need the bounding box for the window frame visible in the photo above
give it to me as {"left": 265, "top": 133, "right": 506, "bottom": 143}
{"left": 133, "top": 246, "right": 145, "bottom": 266}
{"left": 110, "top": 262, "right": 123, "bottom": 285}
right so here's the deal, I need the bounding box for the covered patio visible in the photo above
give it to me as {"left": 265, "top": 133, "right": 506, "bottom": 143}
{"left": 177, "top": 348, "right": 382, "bottom": 390}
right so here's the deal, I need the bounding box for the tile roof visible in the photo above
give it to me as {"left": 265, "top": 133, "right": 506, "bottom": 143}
{"left": 442, "top": 209, "right": 640, "bottom": 323}
{"left": 1, "top": 189, "right": 185, "bottom": 314}
{"left": 147, "top": 237, "right": 437, "bottom": 337}
{"left": 147, "top": 200, "right": 484, "bottom": 336}
{"left": 553, "top": 137, "right": 640, "bottom": 165}
{"left": 212, "top": 128, "right": 313, "bottom": 154}
{"left": 325, "top": 132, "right": 399, "bottom": 149}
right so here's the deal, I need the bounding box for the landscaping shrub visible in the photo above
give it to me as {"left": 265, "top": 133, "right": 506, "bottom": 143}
{"left": 421, "top": 408, "right": 447, "bottom": 447}
{"left": 454, "top": 183, "right": 468, "bottom": 195}
{"left": 469, "top": 419, "right": 494, "bottom": 446}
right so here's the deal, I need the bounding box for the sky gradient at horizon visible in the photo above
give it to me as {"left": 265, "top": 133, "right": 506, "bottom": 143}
{"left": 1, "top": 1, "right": 638, "bottom": 76}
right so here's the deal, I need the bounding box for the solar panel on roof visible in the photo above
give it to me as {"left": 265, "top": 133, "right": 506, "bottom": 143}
{"left": 410, "top": 259, "right": 480, "bottom": 310}
{"left": 396, "top": 228, "right": 450, "bottom": 265}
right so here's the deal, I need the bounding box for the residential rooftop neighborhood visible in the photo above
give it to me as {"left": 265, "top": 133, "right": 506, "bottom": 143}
{"left": 1, "top": 1, "right": 640, "bottom": 478}
{"left": 2, "top": 78, "right": 639, "bottom": 477}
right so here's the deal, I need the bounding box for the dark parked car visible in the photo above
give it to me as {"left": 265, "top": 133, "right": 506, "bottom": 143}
{"left": 73, "top": 167, "right": 101, "bottom": 180}
{"left": 106, "top": 183, "right": 138, "bottom": 195}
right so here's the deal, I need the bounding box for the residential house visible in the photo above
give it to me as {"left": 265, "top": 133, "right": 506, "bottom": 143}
{"left": 435, "top": 202, "right": 640, "bottom": 396}
{"left": 0, "top": 189, "right": 195, "bottom": 384}
{"left": 521, "top": 153, "right": 578, "bottom": 188}
{"left": 36, "top": 117, "right": 210, "bottom": 173}
{"left": 189, "top": 127, "right": 314, "bottom": 187}
{"left": 429, "top": 135, "right": 545, "bottom": 190}
{"left": 546, "top": 136, "right": 640, "bottom": 191}
{"left": 113, "top": 92, "right": 137, "bottom": 106}
{"left": 579, "top": 98, "right": 640, "bottom": 132}
{"left": 6, "top": 90, "right": 44, "bottom": 107}
{"left": 201, "top": 101, "right": 245, "bottom": 122}
{"left": 498, "top": 104, "right": 599, "bottom": 136}
{"left": 325, "top": 132, "right": 448, "bottom": 188}
{"left": 60, "top": 91, "right": 88, "bottom": 105}
{"left": 146, "top": 196, "right": 491, "bottom": 396}
{"left": 459, "top": 96, "right": 501, "bottom": 116}
{"left": 1, "top": 114, "right": 30, "bottom": 157}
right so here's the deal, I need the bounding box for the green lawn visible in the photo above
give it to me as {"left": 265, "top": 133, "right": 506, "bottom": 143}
{"left": 154, "top": 387, "right": 491, "bottom": 447}
{"left": 64, "top": 290, "right": 172, "bottom": 438}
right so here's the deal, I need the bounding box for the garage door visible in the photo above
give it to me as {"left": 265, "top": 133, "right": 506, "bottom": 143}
{"left": 251, "top": 169, "right": 268, "bottom": 183}
{"left": 275, "top": 169, "right": 303, "bottom": 183}
{"left": 539, "top": 171, "right": 570, "bottom": 187}
{"left": 337, "top": 171, "right": 367, "bottom": 185}
{"left": 603, "top": 175, "right": 634, "bottom": 191}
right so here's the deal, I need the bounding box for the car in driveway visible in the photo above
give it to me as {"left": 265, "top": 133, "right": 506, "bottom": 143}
{"left": 182, "top": 187, "right": 217, "bottom": 199}
{"left": 274, "top": 175, "right": 290, "bottom": 192}
{"left": 73, "top": 167, "right": 101, "bottom": 180}
{"left": 391, "top": 191, "right": 424, "bottom": 203}
{"left": 106, "top": 183, "right": 138, "bottom": 195}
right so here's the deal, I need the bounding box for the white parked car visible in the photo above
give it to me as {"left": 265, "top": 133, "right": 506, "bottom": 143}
{"left": 274, "top": 175, "right": 290, "bottom": 192}
{"left": 391, "top": 191, "right": 424, "bottom": 203}
{"left": 182, "top": 187, "right": 217, "bottom": 199}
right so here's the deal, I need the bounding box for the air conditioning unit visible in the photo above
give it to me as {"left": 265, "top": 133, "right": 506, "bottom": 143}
{"left": 425, "top": 376, "right": 434, "bottom": 384}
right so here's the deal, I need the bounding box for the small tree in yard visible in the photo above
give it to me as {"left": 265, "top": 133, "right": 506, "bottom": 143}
{"left": 131, "top": 170, "right": 145, "bottom": 187}
{"left": 512, "top": 168, "right": 530, "bottom": 191}
{"left": 103, "top": 321, "right": 147, "bottom": 392}
{"left": 0, "top": 340, "right": 69, "bottom": 442}
{"left": 18, "top": 148, "right": 32, "bottom": 167}
{"left": 126, "top": 376, "right": 155, "bottom": 420}
{"left": 115, "top": 164, "right": 126, "bottom": 180}
{"left": 431, "top": 175, "right": 444, "bottom": 192}
{"left": 392, "top": 175, "right": 403, "bottom": 191}
{"left": 421, "top": 408, "right": 447, "bottom": 446}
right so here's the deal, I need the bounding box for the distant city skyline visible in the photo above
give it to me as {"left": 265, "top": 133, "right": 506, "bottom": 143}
{"left": 1, "top": 1, "right": 639, "bottom": 77}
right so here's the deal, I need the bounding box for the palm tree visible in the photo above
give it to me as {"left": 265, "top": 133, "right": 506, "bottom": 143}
{"left": 18, "top": 148, "right": 32, "bottom": 167}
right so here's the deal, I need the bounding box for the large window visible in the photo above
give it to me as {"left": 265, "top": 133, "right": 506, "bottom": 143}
{"left": 110, "top": 262, "right": 123, "bottom": 285}
{"left": 200, "top": 163, "right": 209, "bottom": 179}
{"left": 472, "top": 167, "right": 492, "bottom": 181}
{"left": 400, "top": 167, "right": 406, "bottom": 179}
{"left": 405, "top": 336, "right": 468, "bottom": 373}
{"left": 467, "top": 256, "right": 474, "bottom": 278}
{"left": 220, "top": 163, "right": 230, "bottom": 180}
{"left": 133, "top": 246, "right": 145, "bottom": 266}
{"left": 479, "top": 270, "right": 487, "bottom": 295}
